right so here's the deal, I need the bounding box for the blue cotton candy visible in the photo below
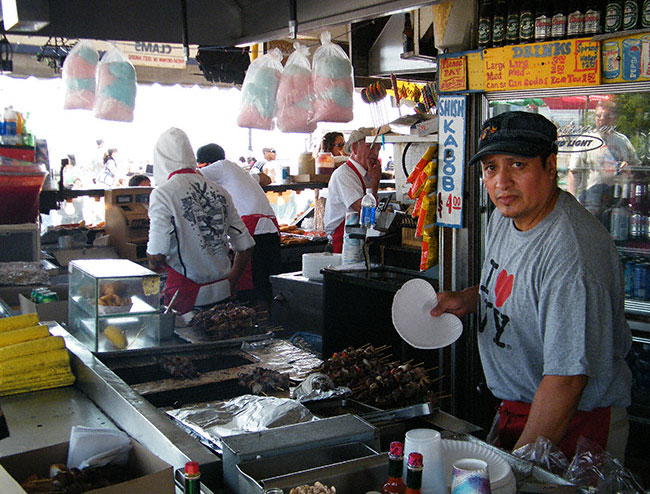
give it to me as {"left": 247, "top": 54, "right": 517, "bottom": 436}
{"left": 242, "top": 66, "right": 279, "bottom": 118}
{"left": 77, "top": 46, "right": 99, "bottom": 66}
{"left": 108, "top": 62, "right": 136, "bottom": 82}
{"left": 315, "top": 56, "right": 351, "bottom": 79}
{"left": 66, "top": 77, "right": 95, "bottom": 92}
{"left": 318, "top": 86, "right": 353, "bottom": 108}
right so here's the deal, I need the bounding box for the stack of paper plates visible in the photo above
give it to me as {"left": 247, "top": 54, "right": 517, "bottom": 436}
{"left": 391, "top": 278, "right": 463, "bottom": 349}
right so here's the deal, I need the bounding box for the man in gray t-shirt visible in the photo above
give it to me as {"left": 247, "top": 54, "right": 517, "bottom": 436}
{"left": 431, "top": 111, "right": 631, "bottom": 462}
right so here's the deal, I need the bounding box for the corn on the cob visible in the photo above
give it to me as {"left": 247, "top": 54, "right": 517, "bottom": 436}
{"left": 0, "top": 348, "right": 70, "bottom": 377}
{"left": 0, "top": 363, "right": 72, "bottom": 386}
{"left": 0, "top": 336, "right": 65, "bottom": 363}
{"left": 0, "top": 372, "right": 75, "bottom": 396}
{"left": 0, "top": 325, "right": 50, "bottom": 348}
{"left": 0, "top": 313, "right": 40, "bottom": 333}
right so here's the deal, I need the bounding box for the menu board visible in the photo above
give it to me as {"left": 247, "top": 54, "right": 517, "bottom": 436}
{"left": 601, "top": 32, "right": 650, "bottom": 83}
{"left": 483, "top": 39, "right": 600, "bottom": 92}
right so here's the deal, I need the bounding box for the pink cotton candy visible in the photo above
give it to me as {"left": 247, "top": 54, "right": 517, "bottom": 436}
{"left": 276, "top": 71, "right": 315, "bottom": 133}
{"left": 65, "top": 53, "right": 97, "bottom": 79}
{"left": 311, "top": 75, "right": 354, "bottom": 123}
{"left": 237, "top": 104, "right": 274, "bottom": 130}
{"left": 94, "top": 98, "right": 134, "bottom": 122}
{"left": 312, "top": 100, "right": 353, "bottom": 123}
{"left": 64, "top": 89, "right": 96, "bottom": 111}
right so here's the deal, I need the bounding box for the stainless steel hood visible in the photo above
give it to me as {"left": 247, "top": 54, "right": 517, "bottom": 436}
{"left": 36, "top": 0, "right": 442, "bottom": 47}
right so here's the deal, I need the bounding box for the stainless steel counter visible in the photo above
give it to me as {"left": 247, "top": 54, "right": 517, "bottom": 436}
{"left": 0, "top": 322, "right": 220, "bottom": 493}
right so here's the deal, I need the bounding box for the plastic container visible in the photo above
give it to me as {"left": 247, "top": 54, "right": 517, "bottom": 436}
{"left": 3, "top": 107, "right": 17, "bottom": 136}
{"left": 297, "top": 152, "right": 315, "bottom": 175}
{"left": 316, "top": 152, "right": 335, "bottom": 175}
{"left": 0, "top": 163, "right": 47, "bottom": 224}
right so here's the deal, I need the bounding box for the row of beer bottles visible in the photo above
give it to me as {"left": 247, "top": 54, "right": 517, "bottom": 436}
{"left": 478, "top": 0, "right": 650, "bottom": 49}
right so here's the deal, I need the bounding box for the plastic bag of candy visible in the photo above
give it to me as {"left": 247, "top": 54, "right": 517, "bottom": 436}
{"left": 62, "top": 40, "right": 99, "bottom": 110}
{"left": 237, "top": 48, "right": 283, "bottom": 130}
{"left": 310, "top": 31, "right": 353, "bottom": 123}
{"left": 276, "top": 42, "right": 316, "bottom": 133}
{"left": 93, "top": 46, "right": 136, "bottom": 122}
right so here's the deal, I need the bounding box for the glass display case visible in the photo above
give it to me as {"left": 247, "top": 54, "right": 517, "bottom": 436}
{"left": 68, "top": 259, "right": 162, "bottom": 352}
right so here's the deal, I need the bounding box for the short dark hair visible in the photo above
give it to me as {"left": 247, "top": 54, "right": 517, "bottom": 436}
{"left": 128, "top": 174, "right": 151, "bottom": 186}
{"left": 196, "top": 143, "right": 225, "bottom": 164}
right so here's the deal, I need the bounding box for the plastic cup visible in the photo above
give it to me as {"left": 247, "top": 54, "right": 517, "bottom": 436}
{"left": 403, "top": 429, "right": 446, "bottom": 494}
{"left": 451, "top": 458, "right": 491, "bottom": 494}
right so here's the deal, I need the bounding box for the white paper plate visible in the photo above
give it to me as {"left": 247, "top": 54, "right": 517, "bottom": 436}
{"left": 391, "top": 279, "right": 463, "bottom": 349}
{"left": 442, "top": 439, "right": 516, "bottom": 494}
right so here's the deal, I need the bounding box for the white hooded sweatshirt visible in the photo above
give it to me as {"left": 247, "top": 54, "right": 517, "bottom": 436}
{"left": 147, "top": 128, "right": 254, "bottom": 302}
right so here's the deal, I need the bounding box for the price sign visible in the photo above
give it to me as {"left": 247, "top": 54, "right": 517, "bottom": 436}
{"left": 436, "top": 95, "right": 466, "bottom": 228}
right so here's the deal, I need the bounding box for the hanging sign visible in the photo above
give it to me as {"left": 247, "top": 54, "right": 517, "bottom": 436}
{"left": 483, "top": 38, "right": 600, "bottom": 92}
{"left": 438, "top": 55, "right": 467, "bottom": 92}
{"left": 601, "top": 32, "right": 650, "bottom": 83}
{"left": 112, "top": 41, "right": 186, "bottom": 69}
{"left": 436, "top": 95, "right": 466, "bottom": 228}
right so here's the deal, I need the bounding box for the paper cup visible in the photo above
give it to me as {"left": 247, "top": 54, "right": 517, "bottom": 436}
{"left": 403, "top": 429, "right": 446, "bottom": 494}
{"left": 451, "top": 458, "right": 491, "bottom": 494}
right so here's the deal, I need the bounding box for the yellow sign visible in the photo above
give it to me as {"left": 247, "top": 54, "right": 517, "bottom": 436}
{"left": 389, "top": 80, "right": 425, "bottom": 103}
{"left": 467, "top": 51, "right": 485, "bottom": 91}
{"left": 438, "top": 56, "right": 467, "bottom": 92}
{"left": 483, "top": 39, "right": 600, "bottom": 92}
{"left": 601, "top": 32, "right": 650, "bottom": 83}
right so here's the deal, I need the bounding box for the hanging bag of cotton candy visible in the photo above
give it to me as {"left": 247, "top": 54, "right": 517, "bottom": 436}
{"left": 93, "top": 46, "right": 137, "bottom": 122}
{"left": 237, "top": 47, "right": 283, "bottom": 130}
{"left": 310, "top": 31, "right": 354, "bottom": 124}
{"left": 62, "top": 40, "right": 99, "bottom": 110}
{"left": 275, "top": 42, "right": 316, "bottom": 133}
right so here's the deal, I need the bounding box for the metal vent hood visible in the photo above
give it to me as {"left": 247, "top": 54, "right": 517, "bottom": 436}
{"left": 366, "top": 12, "right": 437, "bottom": 81}
{"left": 33, "top": 0, "right": 442, "bottom": 47}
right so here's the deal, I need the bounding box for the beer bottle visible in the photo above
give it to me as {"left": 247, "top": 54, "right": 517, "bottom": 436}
{"left": 551, "top": 0, "right": 568, "bottom": 38}
{"left": 642, "top": 0, "right": 650, "bottom": 27}
{"left": 519, "top": 0, "right": 535, "bottom": 43}
{"left": 535, "top": 0, "right": 552, "bottom": 41}
{"left": 478, "top": 0, "right": 494, "bottom": 48}
{"left": 404, "top": 453, "right": 424, "bottom": 494}
{"left": 604, "top": 0, "right": 624, "bottom": 32}
{"left": 567, "top": 0, "right": 586, "bottom": 37}
{"left": 493, "top": 0, "right": 508, "bottom": 46}
{"left": 382, "top": 442, "right": 407, "bottom": 494}
{"left": 506, "top": 1, "right": 521, "bottom": 44}
{"left": 584, "top": 0, "right": 603, "bottom": 34}
{"left": 623, "top": 0, "right": 640, "bottom": 29}
{"left": 403, "top": 12, "right": 415, "bottom": 53}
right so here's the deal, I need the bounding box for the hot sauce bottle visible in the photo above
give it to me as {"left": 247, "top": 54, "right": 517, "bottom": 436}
{"left": 404, "top": 452, "right": 424, "bottom": 494}
{"left": 382, "top": 442, "right": 406, "bottom": 494}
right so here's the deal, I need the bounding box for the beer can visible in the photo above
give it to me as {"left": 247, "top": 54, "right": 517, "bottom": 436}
{"left": 630, "top": 213, "right": 643, "bottom": 239}
{"left": 633, "top": 261, "right": 649, "bottom": 299}
{"left": 611, "top": 208, "right": 630, "bottom": 242}
{"left": 624, "top": 258, "right": 635, "bottom": 297}
{"left": 40, "top": 291, "right": 59, "bottom": 304}
{"left": 602, "top": 41, "right": 621, "bottom": 79}
{"left": 622, "top": 38, "right": 642, "bottom": 81}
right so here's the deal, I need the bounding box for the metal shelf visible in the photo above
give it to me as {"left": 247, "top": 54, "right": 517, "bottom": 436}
{"left": 366, "top": 133, "right": 437, "bottom": 143}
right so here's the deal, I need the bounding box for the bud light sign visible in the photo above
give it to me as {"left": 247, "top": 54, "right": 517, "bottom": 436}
{"left": 436, "top": 95, "right": 466, "bottom": 228}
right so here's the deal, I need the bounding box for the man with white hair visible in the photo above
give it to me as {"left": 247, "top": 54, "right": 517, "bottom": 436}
{"left": 324, "top": 127, "right": 382, "bottom": 253}
{"left": 146, "top": 128, "right": 254, "bottom": 314}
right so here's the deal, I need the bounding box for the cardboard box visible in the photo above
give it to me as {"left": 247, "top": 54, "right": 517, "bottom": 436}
{"left": 401, "top": 227, "right": 422, "bottom": 249}
{"left": 19, "top": 293, "right": 68, "bottom": 325}
{"left": 0, "top": 440, "right": 174, "bottom": 494}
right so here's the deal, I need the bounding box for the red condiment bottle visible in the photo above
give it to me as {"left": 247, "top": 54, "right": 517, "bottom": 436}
{"left": 382, "top": 441, "right": 406, "bottom": 494}
{"left": 404, "top": 452, "right": 424, "bottom": 494}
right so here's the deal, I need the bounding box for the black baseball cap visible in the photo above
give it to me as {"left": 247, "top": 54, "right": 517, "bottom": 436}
{"left": 196, "top": 143, "right": 225, "bottom": 165}
{"left": 469, "top": 111, "right": 558, "bottom": 166}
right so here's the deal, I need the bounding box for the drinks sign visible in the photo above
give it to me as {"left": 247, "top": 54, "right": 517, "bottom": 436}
{"left": 601, "top": 32, "right": 650, "bottom": 83}
{"left": 436, "top": 95, "right": 466, "bottom": 228}
{"left": 483, "top": 38, "right": 600, "bottom": 91}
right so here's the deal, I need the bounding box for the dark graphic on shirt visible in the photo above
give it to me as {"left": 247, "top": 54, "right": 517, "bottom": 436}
{"left": 181, "top": 182, "right": 229, "bottom": 256}
{"left": 479, "top": 259, "right": 512, "bottom": 348}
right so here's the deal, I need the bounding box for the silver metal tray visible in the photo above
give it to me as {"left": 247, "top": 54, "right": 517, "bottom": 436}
{"left": 237, "top": 442, "right": 381, "bottom": 494}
